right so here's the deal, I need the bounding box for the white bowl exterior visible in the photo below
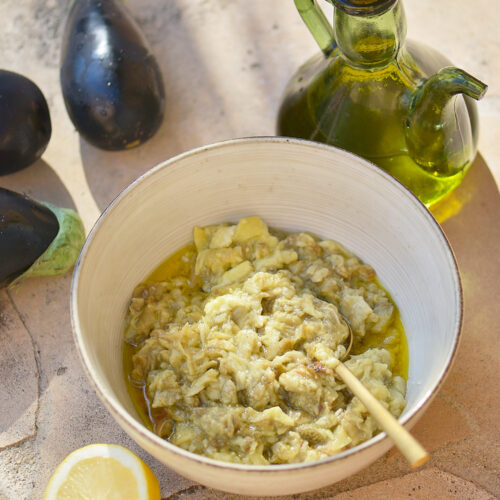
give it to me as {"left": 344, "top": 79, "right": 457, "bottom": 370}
{"left": 72, "top": 138, "right": 461, "bottom": 496}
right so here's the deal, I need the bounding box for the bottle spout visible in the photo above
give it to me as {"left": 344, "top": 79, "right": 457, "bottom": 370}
{"left": 405, "top": 67, "right": 487, "bottom": 173}
{"left": 420, "top": 67, "right": 487, "bottom": 101}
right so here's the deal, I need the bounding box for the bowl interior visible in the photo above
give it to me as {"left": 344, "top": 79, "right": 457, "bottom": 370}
{"left": 72, "top": 137, "right": 461, "bottom": 467}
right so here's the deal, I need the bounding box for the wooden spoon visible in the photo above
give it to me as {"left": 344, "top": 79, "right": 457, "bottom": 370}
{"left": 335, "top": 320, "right": 429, "bottom": 468}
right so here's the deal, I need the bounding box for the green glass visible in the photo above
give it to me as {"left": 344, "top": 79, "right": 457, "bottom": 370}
{"left": 277, "top": 0, "right": 487, "bottom": 206}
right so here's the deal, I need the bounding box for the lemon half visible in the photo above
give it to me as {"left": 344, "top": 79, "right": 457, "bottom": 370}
{"left": 43, "top": 443, "right": 161, "bottom": 500}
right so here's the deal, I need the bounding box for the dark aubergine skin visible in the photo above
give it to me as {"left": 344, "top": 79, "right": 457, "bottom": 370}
{"left": 0, "top": 187, "right": 58, "bottom": 288}
{"left": 0, "top": 70, "right": 52, "bottom": 175}
{"left": 60, "top": 0, "right": 165, "bottom": 151}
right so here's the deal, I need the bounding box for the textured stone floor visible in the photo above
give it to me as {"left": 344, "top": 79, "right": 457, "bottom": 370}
{"left": 0, "top": 0, "right": 499, "bottom": 498}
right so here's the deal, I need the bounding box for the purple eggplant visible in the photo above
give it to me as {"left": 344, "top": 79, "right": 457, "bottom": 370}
{"left": 60, "top": 0, "right": 165, "bottom": 151}
{"left": 0, "top": 70, "right": 52, "bottom": 175}
{"left": 0, "top": 187, "right": 85, "bottom": 288}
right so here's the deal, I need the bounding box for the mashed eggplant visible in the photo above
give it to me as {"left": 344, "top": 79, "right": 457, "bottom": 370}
{"left": 124, "top": 216, "right": 407, "bottom": 464}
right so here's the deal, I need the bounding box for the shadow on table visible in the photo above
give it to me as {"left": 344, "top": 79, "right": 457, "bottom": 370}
{"left": 0, "top": 160, "right": 81, "bottom": 446}
{"left": 274, "top": 154, "right": 500, "bottom": 496}
{"left": 0, "top": 158, "right": 76, "bottom": 210}
{"left": 78, "top": 2, "right": 224, "bottom": 211}
{"left": 431, "top": 153, "right": 500, "bottom": 227}
{"left": 79, "top": 0, "right": 301, "bottom": 211}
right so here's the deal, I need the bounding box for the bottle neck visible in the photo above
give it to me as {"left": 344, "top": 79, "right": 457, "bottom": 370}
{"left": 333, "top": 0, "right": 406, "bottom": 66}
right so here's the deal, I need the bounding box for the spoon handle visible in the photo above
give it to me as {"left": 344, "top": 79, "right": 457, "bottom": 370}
{"left": 335, "top": 361, "right": 429, "bottom": 467}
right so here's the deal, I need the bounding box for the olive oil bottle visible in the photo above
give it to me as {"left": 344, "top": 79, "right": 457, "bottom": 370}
{"left": 278, "top": 0, "right": 487, "bottom": 206}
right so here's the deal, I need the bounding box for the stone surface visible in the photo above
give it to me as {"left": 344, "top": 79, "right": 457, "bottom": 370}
{"left": 334, "top": 468, "right": 496, "bottom": 500}
{"left": 0, "top": 0, "right": 499, "bottom": 499}
{"left": 0, "top": 291, "right": 38, "bottom": 450}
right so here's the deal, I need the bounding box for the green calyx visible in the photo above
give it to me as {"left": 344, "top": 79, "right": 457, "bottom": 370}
{"left": 10, "top": 202, "right": 86, "bottom": 287}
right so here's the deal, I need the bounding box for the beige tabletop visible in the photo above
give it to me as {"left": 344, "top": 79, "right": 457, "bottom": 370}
{"left": 0, "top": 0, "right": 499, "bottom": 498}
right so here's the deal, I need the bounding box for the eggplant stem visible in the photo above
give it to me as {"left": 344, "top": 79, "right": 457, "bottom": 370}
{"left": 9, "top": 202, "right": 85, "bottom": 287}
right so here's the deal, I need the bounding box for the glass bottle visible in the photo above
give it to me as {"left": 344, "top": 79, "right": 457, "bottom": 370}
{"left": 277, "top": 0, "right": 487, "bottom": 206}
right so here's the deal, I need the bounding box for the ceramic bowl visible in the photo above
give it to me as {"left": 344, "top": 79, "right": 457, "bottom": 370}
{"left": 71, "top": 137, "right": 462, "bottom": 496}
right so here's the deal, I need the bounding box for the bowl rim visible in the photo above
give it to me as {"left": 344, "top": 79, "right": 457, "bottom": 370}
{"left": 70, "top": 136, "right": 463, "bottom": 472}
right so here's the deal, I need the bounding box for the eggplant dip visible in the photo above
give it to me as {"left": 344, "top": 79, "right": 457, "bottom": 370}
{"left": 124, "top": 216, "right": 407, "bottom": 464}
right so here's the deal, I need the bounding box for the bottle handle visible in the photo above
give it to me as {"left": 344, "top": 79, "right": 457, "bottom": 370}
{"left": 294, "top": 0, "right": 335, "bottom": 56}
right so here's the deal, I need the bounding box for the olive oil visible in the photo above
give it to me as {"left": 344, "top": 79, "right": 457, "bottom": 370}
{"left": 123, "top": 243, "right": 195, "bottom": 434}
{"left": 146, "top": 243, "right": 196, "bottom": 283}
{"left": 122, "top": 342, "right": 155, "bottom": 433}
{"left": 351, "top": 312, "right": 409, "bottom": 379}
